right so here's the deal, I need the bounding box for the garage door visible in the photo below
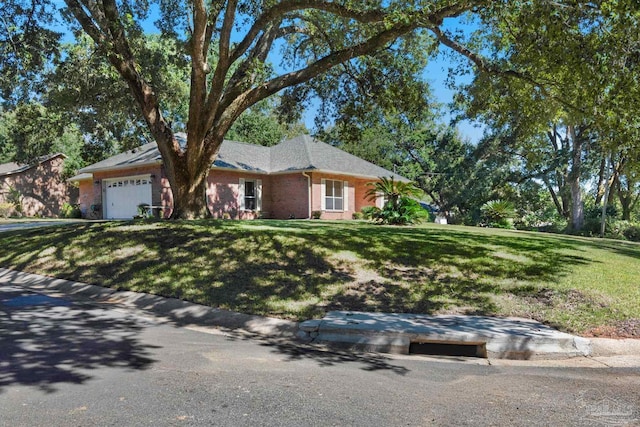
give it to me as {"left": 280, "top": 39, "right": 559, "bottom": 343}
{"left": 104, "top": 176, "right": 152, "bottom": 219}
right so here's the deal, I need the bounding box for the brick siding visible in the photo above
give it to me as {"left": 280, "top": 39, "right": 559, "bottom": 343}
{"left": 78, "top": 166, "right": 382, "bottom": 220}
{"left": 0, "top": 156, "right": 77, "bottom": 217}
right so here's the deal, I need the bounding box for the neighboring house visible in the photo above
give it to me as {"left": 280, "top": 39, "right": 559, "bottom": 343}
{"left": 0, "top": 154, "right": 78, "bottom": 217}
{"left": 69, "top": 135, "right": 407, "bottom": 220}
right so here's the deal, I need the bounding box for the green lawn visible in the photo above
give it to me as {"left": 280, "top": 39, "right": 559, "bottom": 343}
{"left": 1, "top": 219, "right": 639, "bottom": 336}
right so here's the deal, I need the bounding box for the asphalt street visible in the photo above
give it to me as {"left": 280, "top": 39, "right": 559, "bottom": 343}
{"left": 1, "top": 284, "right": 639, "bottom": 426}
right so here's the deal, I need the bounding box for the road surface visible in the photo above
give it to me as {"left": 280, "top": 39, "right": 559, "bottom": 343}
{"left": 1, "top": 284, "right": 638, "bottom": 426}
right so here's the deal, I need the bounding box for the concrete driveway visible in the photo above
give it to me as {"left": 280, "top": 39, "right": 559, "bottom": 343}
{"left": 0, "top": 220, "right": 84, "bottom": 233}
{"left": 1, "top": 283, "right": 639, "bottom": 426}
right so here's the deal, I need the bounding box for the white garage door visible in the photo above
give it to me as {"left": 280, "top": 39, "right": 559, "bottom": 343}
{"left": 104, "top": 176, "right": 152, "bottom": 219}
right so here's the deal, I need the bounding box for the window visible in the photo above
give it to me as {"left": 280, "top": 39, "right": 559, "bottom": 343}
{"left": 244, "top": 180, "right": 256, "bottom": 210}
{"left": 239, "top": 178, "right": 262, "bottom": 211}
{"left": 323, "top": 179, "right": 347, "bottom": 211}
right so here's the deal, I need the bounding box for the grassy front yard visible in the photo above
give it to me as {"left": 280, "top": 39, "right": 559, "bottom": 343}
{"left": 1, "top": 220, "right": 639, "bottom": 336}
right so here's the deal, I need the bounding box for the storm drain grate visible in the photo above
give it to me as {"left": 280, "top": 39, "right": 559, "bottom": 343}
{"left": 409, "top": 341, "right": 487, "bottom": 358}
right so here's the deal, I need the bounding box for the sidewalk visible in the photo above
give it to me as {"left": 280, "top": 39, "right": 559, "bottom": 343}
{"left": 2, "top": 267, "right": 639, "bottom": 364}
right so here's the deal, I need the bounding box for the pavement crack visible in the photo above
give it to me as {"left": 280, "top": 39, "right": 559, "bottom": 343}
{"left": 586, "top": 356, "right": 613, "bottom": 368}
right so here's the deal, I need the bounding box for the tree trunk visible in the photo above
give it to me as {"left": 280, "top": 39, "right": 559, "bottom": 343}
{"left": 543, "top": 177, "right": 564, "bottom": 218}
{"left": 600, "top": 156, "right": 611, "bottom": 238}
{"left": 567, "top": 124, "right": 584, "bottom": 232}
{"left": 618, "top": 177, "right": 640, "bottom": 221}
{"left": 620, "top": 190, "right": 631, "bottom": 221}
{"left": 595, "top": 156, "right": 606, "bottom": 205}
{"left": 155, "top": 131, "right": 224, "bottom": 220}
{"left": 171, "top": 170, "right": 210, "bottom": 219}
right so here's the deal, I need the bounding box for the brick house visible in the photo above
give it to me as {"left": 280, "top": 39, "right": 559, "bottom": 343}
{"left": 0, "top": 154, "right": 78, "bottom": 217}
{"left": 69, "top": 135, "right": 407, "bottom": 220}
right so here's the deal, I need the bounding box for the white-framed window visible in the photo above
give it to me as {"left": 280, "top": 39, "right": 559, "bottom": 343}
{"left": 238, "top": 178, "right": 262, "bottom": 211}
{"left": 321, "top": 179, "right": 349, "bottom": 211}
{"left": 244, "top": 180, "right": 257, "bottom": 210}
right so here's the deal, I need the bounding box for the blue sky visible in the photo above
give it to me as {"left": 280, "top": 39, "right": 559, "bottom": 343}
{"left": 423, "top": 55, "right": 485, "bottom": 144}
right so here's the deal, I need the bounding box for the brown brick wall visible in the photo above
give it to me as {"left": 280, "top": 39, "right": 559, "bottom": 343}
{"left": 0, "top": 156, "right": 77, "bottom": 217}
{"left": 77, "top": 166, "right": 382, "bottom": 220}
{"left": 270, "top": 173, "right": 310, "bottom": 219}
{"left": 206, "top": 169, "right": 272, "bottom": 219}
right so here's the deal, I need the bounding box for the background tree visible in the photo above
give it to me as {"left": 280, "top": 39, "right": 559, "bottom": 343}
{"left": 46, "top": 34, "right": 190, "bottom": 160}
{"left": 0, "top": 0, "right": 60, "bottom": 107}
{"left": 226, "top": 99, "right": 308, "bottom": 146}
{"left": 451, "top": 1, "right": 640, "bottom": 231}
{"left": 0, "top": 104, "right": 85, "bottom": 177}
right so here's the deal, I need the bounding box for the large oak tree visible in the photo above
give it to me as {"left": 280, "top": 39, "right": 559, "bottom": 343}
{"left": 58, "top": 0, "right": 483, "bottom": 218}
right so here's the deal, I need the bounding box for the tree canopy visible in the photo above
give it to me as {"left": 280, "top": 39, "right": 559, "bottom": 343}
{"left": 3, "top": 0, "right": 639, "bottom": 221}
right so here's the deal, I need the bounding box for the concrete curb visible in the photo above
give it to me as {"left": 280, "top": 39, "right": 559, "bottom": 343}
{"left": 299, "top": 311, "right": 622, "bottom": 360}
{"left": 589, "top": 337, "right": 640, "bottom": 357}
{"left": 0, "top": 267, "right": 299, "bottom": 339}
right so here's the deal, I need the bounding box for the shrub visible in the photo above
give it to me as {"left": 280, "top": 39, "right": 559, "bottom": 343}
{"left": 60, "top": 202, "right": 82, "bottom": 219}
{"left": 0, "top": 202, "right": 14, "bottom": 218}
{"left": 311, "top": 210, "right": 322, "bottom": 219}
{"left": 623, "top": 224, "right": 640, "bottom": 242}
{"left": 137, "top": 203, "right": 151, "bottom": 218}
{"left": 360, "top": 206, "right": 380, "bottom": 220}
{"left": 371, "top": 197, "right": 428, "bottom": 225}
{"left": 352, "top": 212, "right": 363, "bottom": 220}
{"left": 580, "top": 218, "right": 640, "bottom": 241}
{"left": 6, "top": 187, "right": 22, "bottom": 214}
{"left": 480, "top": 200, "right": 515, "bottom": 229}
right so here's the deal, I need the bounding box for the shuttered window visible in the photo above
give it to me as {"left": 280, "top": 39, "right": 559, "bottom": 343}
{"left": 324, "top": 179, "right": 345, "bottom": 211}
{"left": 239, "top": 178, "right": 262, "bottom": 211}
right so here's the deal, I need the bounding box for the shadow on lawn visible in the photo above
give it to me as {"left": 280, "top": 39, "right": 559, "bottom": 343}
{"left": 0, "top": 284, "right": 157, "bottom": 394}
{"left": 0, "top": 221, "right": 614, "bottom": 322}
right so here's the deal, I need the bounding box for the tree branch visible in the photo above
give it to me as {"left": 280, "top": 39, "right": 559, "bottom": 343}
{"left": 229, "top": 0, "right": 388, "bottom": 64}
{"left": 429, "top": 25, "right": 586, "bottom": 115}
{"left": 63, "top": 0, "right": 107, "bottom": 46}
{"left": 64, "top": 0, "right": 177, "bottom": 164}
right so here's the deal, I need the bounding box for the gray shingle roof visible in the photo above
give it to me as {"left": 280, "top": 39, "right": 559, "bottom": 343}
{"left": 0, "top": 154, "right": 65, "bottom": 177}
{"left": 67, "top": 172, "right": 93, "bottom": 182}
{"left": 79, "top": 134, "right": 407, "bottom": 181}
{"left": 215, "top": 139, "right": 271, "bottom": 172}
{"left": 79, "top": 142, "right": 162, "bottom": 173}
{"left": 270, "top": 135, "right": 407, "bottom": 180}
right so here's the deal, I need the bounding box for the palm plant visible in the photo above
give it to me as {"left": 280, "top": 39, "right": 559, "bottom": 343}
{"left": 365, "top": 177, "right": 425, "bottom": 225}
{"left": 480, "top": 199, "right": 516, "bottom": 228}
{"left": 365, "top": 177, "right": 423, "bottom": 211}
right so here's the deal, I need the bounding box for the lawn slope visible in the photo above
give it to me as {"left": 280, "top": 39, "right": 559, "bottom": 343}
{"left": 1, "top": 220, "right": 638, "bottom": 336}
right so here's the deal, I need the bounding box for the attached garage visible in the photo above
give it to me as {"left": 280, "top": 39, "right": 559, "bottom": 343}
{"left": 104, "top": 175, "right": 152, "bottom": 219}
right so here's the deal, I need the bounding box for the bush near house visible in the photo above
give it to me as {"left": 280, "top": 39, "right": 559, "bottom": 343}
{"left": 0, "top": 202, "right": 14, "bottom": 218}
{"left": 6, "top": 187, "right": 23, "bottom": 215}
{"left": 372, "top": 197, "right": 428, "bottom": 225}
{"left": 365, "top": 177, "right": 426, "bottom": 225}
{"left": 60, "top": 202, "right": 82, "bottom": 219}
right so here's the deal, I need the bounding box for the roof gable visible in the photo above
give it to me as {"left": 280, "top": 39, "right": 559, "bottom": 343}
{"left": 0, "top": 153, "right": 66, "bottom": 177}
{"left": 271, "top": 135, "right": 406, "bottom": 180}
